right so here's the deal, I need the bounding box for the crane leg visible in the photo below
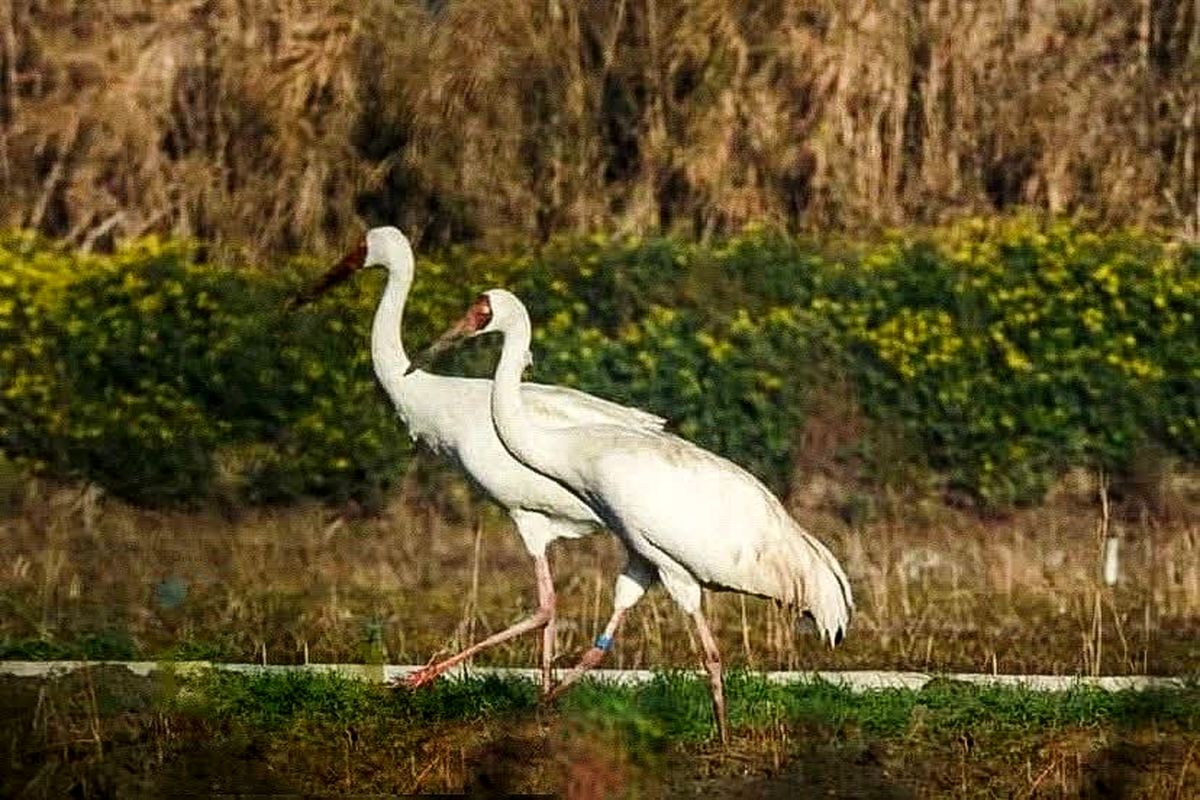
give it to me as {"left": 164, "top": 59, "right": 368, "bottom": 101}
{"left": 545, "top": 608, "right": 627, "bottom": 701}
{"left": 691, "top": 610, "right": 729, "bottom": 745}
{"left": 537, "top": 557, "right": 557, "bottom": 693}
{"left": 547, "top": 552, "right": 652, "bottom": 701}
{"left": 402, "top": 555, "right": 556, "bottom": 691}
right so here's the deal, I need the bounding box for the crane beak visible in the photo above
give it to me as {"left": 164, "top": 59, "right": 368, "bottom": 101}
{"left": 407, "top": 294, "right": 494, "bottom": 375}
{"left": 287, "top": 240, "right": 368, "bottom": 310}
{"left": 406, "top": 318, "right": 472, "bottom": 375}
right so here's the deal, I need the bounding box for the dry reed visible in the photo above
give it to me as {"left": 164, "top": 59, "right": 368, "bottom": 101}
{"left": 1, "top": 1, "right": 1197, "bottom": 258}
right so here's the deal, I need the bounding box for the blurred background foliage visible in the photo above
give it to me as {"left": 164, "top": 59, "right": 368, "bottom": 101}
{"left": 1, "top": 218, "right": 1196, "bottom": 511}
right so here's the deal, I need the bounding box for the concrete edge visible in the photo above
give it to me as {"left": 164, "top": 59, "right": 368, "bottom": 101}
{"left": 0, "top": 661, "right": 1191, "bottom": 693}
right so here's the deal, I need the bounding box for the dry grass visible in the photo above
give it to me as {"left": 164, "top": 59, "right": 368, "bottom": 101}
{"left": 1, "top": 464, "right": 1196, "bottom": 675}
{"left": 2, "top": 1, "right": 1197, "bottom": 257}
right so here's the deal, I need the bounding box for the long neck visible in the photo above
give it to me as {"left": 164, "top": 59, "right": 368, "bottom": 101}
{"left": 490, "top": 313, "right": 566, "bottom": 480}
{"left": 370, "top": 264, "right": 414, "bottom": 402}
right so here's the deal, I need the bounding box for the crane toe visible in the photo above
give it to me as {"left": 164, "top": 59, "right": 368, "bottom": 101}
{"left": 395, "top": 666, "right": 441, "bottom": 690}
{"left": 544, "top": 645, "right": 608, "bottom": 701}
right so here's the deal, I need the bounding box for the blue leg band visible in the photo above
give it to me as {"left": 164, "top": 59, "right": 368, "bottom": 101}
{"left": 594, "top": 634, "right": 614, "bottom": 651}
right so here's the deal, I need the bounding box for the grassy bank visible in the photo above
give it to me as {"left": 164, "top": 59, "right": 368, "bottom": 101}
{"left": 2, "top": 667, "right": 1196, "bottom": 797}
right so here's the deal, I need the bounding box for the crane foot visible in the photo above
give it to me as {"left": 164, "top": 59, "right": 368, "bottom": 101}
{"left": 544, "top": 645, "right": 607, "bottom": 701}
{"left": 390, "top": 664, "right": 442, "bottom": 690}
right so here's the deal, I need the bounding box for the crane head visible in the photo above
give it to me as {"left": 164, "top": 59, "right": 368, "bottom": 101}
{"left": 406, "top": 293, "right": 494, "bottom": 374}
{"left": 287, "top": 228, "right": 414, "bottom": 310}
{"left": 287, "top": 240, "right": 368, "bottom": 310}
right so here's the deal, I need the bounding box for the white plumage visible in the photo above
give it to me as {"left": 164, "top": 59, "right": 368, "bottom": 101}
{"left": 573, "top": 433, "right": 853, "bottom": 640}
{"left": 422, "top": 288, "right": 853, "bottom": 742}
{"left": 292, "top": 227, "right": 665, "bottom": 690}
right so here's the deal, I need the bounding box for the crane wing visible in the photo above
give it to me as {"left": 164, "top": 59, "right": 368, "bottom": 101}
{"left": 520, "top": 383, "right": 667, "bottom": 433}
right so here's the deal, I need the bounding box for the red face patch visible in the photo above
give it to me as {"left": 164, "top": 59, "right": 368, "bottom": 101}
{"left": 464, "top": 294, "right": 494, "bottom": 333}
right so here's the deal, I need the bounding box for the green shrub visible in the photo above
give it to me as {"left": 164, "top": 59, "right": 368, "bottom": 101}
{"left": 0, "top": 235, "right": 411, "bottom": 504}
{"left": 0, "top": 219, "right": 1196, "bottom": 509}
{"left": 826, "top": 218, "right": 1200, "bottom": 506}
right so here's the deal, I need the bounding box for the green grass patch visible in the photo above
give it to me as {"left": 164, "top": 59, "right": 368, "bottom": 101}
{"left": 5, "top": 667, "right": 1198, "bottom": 796}
{"left": 175, "top": 669, "right": 540, "bottom": 730}
{"left": 174, "top": 668, "right": 1200, "bottom": 745}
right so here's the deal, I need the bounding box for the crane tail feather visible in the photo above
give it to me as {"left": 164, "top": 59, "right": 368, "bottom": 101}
{"left": 755, "top": 521, "right": 853, "bottom": 648}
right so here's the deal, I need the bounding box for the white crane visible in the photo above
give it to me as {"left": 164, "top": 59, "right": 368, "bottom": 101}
{"left": 290, "top": 227, "right": 666, "bottom": 691}
{"left": 414, "top": 289, "right": 854, "bottom": 743}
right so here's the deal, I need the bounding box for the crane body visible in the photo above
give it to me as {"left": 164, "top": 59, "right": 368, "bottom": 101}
{"left": 417, "top": 289, "right": 853, "bottom": 742}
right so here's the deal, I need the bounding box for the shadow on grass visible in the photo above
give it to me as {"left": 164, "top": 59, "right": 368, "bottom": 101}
{"left": 688, "top": 735, "right": 911, "bottom": 800}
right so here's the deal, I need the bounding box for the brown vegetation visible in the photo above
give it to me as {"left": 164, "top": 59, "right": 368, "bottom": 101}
{"left": 2, "top": 1, "right": 1197, "bottom": 257}
{"left": 2, "top": 462, "right": 1196, "bottom": 674}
